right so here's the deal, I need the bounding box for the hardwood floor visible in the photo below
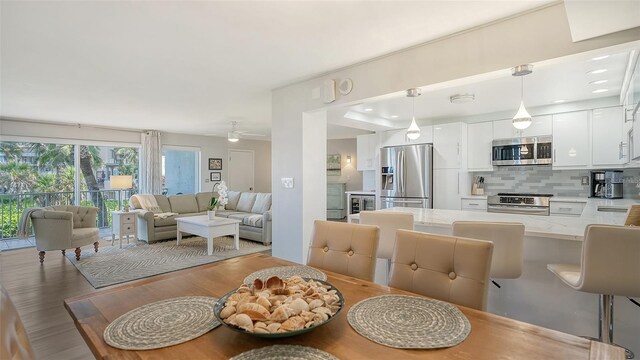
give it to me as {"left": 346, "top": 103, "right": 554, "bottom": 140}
{"left": 1, "top": 240, "right": 114, "bottom": 360}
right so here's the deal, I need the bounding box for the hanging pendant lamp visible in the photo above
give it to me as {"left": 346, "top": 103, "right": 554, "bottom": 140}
{"left": 512, "top": 64, "right": 533, "bottom": 130}
{"left": 406, "top": 88, "right": 421, "bottom": 140}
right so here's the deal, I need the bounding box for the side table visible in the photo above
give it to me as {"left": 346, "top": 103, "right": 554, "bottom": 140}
{"left": 111, "top": 211, "right": 137, "bottom": 248}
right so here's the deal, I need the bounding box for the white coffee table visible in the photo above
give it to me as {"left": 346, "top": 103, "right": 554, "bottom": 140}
{"left": 176, "top": 215, "right": 240, "bottom": 255}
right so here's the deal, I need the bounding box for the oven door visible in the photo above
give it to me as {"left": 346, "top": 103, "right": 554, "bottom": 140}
{"left": 487, "top": 204, "right": 549, "bottom": 216}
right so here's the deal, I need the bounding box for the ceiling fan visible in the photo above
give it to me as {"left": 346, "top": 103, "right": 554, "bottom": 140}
{"left": 227, "top": 121, "right": 265, "bottom": 142}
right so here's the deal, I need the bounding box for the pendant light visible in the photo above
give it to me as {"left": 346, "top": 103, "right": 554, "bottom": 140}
{"left": 512, "top": 64, "right": 533, "bottom": 130}
{"left": 406, "top": 88, "right": 421, "bottom": 140}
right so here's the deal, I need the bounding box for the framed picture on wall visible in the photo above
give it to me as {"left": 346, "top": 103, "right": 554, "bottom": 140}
{"left": 327, "top": 154, "right": 341, "bottom": 176}
{"left": 209, "top": 158, "right": 222, "bottom": 170}
{"left": 210, "top": 172, "right": 221, "bottom": 181}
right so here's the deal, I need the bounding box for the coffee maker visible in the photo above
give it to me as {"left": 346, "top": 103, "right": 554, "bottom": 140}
{"left": 590, "top": 170, "right": 623, "bottom": 198}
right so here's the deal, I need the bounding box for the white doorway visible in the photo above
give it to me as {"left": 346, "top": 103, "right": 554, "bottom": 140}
{"left": 228, "top": 149, "right": 255, "bottom": 191}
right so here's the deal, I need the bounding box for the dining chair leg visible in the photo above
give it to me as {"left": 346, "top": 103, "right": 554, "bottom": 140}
{"left": 75, "top": 247, "right": 81, "bottom": 261}
{"left": 38, "top": 251, "right": 45, "bottom": 264}
{"left": 94, "top": 241, "right": 99, "bottom": 253}
{"left": 598, "top": 294, "right": 634, "bottom": 359}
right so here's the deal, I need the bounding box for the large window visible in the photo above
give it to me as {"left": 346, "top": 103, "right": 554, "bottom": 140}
{"left": 162, "top": 147, "right": 200, "bottom": 195}
{"left": 0, "top": 140, "right": 139, "bottom": 243}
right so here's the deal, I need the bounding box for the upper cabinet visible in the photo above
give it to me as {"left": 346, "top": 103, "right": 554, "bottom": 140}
{"left": 591, "top": 107, "right": 625, "bottom": 166}
{"left": 552, "top": 111, "right": 590, "bottom": 168}
{"left": 356, "top": 133, "right": 378, "bottom": 171}
{"left": 434, "top": 122, "right": 466, "bottom": 169}
{"left": 492, "top": 115, "right": 552, "bottom": 139}
{"left": 467, "top": 122, "right": 493, "bottom": 171}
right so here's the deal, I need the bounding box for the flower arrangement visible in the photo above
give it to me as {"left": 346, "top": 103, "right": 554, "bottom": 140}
{"left": 216, "top": 181, "right": 229, "bottom": 209}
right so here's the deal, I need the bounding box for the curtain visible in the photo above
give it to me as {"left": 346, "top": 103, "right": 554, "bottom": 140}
{"left": 139, "top": 130, "right": 162, "bottom": 194}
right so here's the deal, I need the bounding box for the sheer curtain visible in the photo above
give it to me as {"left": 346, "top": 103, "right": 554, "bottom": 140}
{"left": 139, "top": 130, "right": 162, "bottom": 194}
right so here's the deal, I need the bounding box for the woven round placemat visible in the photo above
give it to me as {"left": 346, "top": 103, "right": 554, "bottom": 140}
{"left": 244, "top": 266, "right": 327, "bottom": 285}
{"left": 347, "top": 294, "right": 471, "bottom": 349}
{"left": 104, "top": 296, "right": 220, "bottom": 350}
{"left": 230, "top": 345, "right": 339, "bottom": 360}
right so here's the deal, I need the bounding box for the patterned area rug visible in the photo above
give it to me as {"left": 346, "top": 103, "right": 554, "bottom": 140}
{"left": 65, "top": 236, "right": 271, "bottom": 289}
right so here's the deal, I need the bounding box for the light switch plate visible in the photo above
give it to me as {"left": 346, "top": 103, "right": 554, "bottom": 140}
{"left": 281, "top": 177, "right": 294, "bottom": 189}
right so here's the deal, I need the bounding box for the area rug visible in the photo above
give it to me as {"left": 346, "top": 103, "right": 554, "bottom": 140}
{"left": 65, "top": 236, "right": 271, "bottom": 289}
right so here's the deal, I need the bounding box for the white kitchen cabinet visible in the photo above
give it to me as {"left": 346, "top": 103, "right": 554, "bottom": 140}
{"left": 552, "top": 111, "right": 590, "bottom": 167}
{"left": 591, "top": 107, "right": 625, "bottom": 166}
{"left": 434, "top": 122, "right": 466, "bottom": 169}
{"left": 467, "top": 122, "right": 493, "bottom": 171}
{"left": 461, "top": 198, "right": 487, "bottom": 211}
{"left": 434, "top": 169, "right": 462, "bottom": 210}
{"left": 356, "top": 133, "right": 377, "bottom": 171}
{"left": 550, "top": 201, "right": 585, "bottom": 216}
{"left": 493, "top": 115, "right": 552, "bottom": 139}
{"left": 381, "top": 126, "right": 433, "bottom": 147}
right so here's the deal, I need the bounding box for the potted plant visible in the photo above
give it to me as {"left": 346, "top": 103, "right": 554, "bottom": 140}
{"left": 207, "top": 197, "right": 219, "bottom": 220}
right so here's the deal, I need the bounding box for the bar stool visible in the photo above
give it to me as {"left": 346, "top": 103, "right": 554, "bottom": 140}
{"left": 547, "top": 224, "right": 640, "bottom": 359}
{"left": 359, "top": 211, "right": 414, "bottom": 284}
{"left": 452, "top": 221, "right": 525, "bottom": 286}
{"left": 624, "top": 204, "right": 640, "bottom": 226}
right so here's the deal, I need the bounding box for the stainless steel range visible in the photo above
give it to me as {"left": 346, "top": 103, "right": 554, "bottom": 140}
{"left": 487, "top": 193, "right": 553, "bottom": 216}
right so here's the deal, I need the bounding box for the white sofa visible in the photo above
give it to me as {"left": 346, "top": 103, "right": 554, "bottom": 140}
{"left": 129, "top": 191, "right": 272, "bottom": 245}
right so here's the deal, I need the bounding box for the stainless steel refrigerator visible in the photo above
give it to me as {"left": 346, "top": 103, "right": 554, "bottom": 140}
{"left": 380, "top": 143, "right": 433, "bottom": 209}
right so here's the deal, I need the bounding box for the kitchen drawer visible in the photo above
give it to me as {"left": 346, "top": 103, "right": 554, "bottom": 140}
{"left": 121, "top": 224, "right": 136, "bottom": 234}
{"left": 121, "top": 214, "right": 136, "bottom": 224}
{"left": 461, "top": 199, "right": 487, "bottom": 211}
{"left": 550, "top": 202, "right": 585, "bottom": 216}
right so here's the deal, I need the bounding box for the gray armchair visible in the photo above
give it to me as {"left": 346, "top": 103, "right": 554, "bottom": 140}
{"left": 30, "top": 205, "right": 100, "bottom": 263}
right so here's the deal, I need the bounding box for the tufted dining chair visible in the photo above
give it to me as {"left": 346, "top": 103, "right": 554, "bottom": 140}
{"left": 30, "top": 205, "right": 100, "bottom": 263}
{"left": 452, "top": 221, "right": 525, "bottom": 282}
{"left": 307, "top": 220, "right": 380, "bottom": 282}
{"left": 389, "top": 229, "right": 494, "bottom": 311}
{"left": 359, "top": 211, "right": 414, "bottom": 284}
{"left": 1, "top": 285, "right": 35, "bottom": 360}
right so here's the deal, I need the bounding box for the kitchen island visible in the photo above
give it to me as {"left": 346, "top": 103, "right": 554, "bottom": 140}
{"left": 349, "top": 198, "right": 640, "bottom": 356}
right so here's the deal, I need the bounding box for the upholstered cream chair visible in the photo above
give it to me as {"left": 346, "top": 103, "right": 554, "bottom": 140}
{"left": 359, "top": 211, "right": 414, "bottom": 284}
{"left": 30, "top": 205, "right": 100, "bottom": 263}
{"left": 307, "top": 220, "right": 380, "bottom": 281}
{"left": 1, "top": 285, "right": 35, "bottom": 360}
{"left": 547, "top": 224, "right": 640, "bottom": 359}
{"left": 624, "top": 204, "right": 640, "bottom": 226}
{"left": 452, "top": 221, "right": 525, "bottom": 282}
{"left": 389, "top": 229, "right": 494, "bottom": 311}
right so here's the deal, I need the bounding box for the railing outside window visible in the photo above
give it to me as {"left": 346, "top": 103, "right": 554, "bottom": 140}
{"left": 0, "top": 189, "right": 135, "bottom": 240}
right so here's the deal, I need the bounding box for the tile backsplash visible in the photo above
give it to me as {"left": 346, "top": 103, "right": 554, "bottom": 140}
{"left": 473, "top": 167, "right": 640, "bottom": 199}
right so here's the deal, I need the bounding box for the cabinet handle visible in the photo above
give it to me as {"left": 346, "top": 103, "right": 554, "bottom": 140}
{"left": 553, "top": 149, "right": 556, "bottom": 163}
{"left": 559, "top": 207, "right": 572, "bottom": 212}
{"left": 468, "top": 203, "right": 479, "bottom": 206}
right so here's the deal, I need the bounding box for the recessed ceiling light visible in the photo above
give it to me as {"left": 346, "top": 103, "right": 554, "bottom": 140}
{"left": 589, "top": 79, "right": 608, "bottom": 85}
{"left": 587, "top": 69, "right": 607, "bottom": 75}
{"left": 364, "top": 108, "right": 373, "bottom": 112}
{"left": 592, "top": 88, "right": 609, "bottom": 94}
{"left": 591, "top": 55, "right": 610, "bottom": 61}
{"left": 449, "top": 94, "right": 475, "bottom": 104}
{"left": 553, "top": 99, "right": 567, "bottom": 104}
{"left": 390, "top": 115, "right": 399, "bottom": 119}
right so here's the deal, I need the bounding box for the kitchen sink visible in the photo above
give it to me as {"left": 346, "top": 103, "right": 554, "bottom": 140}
{"left": 596, "top": 206, "right": 629, "bottom": 213}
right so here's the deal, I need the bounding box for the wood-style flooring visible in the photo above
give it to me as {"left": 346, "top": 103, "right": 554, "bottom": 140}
{"left": 1, "top": 240, "right": 126, "bottom": 360}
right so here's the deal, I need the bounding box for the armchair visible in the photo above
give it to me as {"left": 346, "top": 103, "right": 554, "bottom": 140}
{"left": 30, "top": 205, "right": 100, "bottom": 263}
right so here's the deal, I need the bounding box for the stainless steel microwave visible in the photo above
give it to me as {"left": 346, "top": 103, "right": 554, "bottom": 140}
{"left": 492, "top": 135, "right": 552, "bottom": 166}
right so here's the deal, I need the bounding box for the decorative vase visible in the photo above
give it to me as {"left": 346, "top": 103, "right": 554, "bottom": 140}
{"left": 208, "top": 210, "right": 216, "bottom": 220}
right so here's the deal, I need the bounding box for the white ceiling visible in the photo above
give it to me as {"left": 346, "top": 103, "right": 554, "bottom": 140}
{"left": 0, "top": 1, "right": 554, "bottom": 139}
{"left": 329, "top": 45, "right": 637, "bottom": 133}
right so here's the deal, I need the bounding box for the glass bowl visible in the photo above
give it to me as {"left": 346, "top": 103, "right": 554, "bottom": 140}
{"left": 213, "top": 279, "right": 344, "bottom": 338}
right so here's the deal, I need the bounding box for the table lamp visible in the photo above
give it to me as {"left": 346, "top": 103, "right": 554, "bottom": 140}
{"left": 110, "top": 175, "right": 133, "bottom": 212}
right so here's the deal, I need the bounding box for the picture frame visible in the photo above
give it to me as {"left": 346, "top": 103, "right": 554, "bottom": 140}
{"left": 210, "top": 172, "right": 221, "bottom": 181}
{"left": 209, "top": 158, "right": 222, "bottom": 170}
{"left": 327, "top": 154, "right": 341, "bottom": 176}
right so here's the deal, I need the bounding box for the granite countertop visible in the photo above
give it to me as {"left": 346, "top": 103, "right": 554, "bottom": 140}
{"left": 349, "top": 198, "right": 639, "bottom": 242}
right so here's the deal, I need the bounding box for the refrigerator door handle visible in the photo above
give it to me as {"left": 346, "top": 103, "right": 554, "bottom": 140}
{"left": 401, "top": 150, "right": 406, "bottom": 196}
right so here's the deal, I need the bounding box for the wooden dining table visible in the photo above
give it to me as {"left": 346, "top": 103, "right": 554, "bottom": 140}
{"left": 64, "top": 253, "right": 624, "bottom": 359}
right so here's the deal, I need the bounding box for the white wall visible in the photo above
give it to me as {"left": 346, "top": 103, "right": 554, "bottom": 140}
{"left": 271, "top": 3, "right": 640, "bottom": 263}
{"left": 0, "top": 118, "right": 272, "bottom": 193}
{"left": 327, "top": 138, "right": 362, "bottom": 191}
